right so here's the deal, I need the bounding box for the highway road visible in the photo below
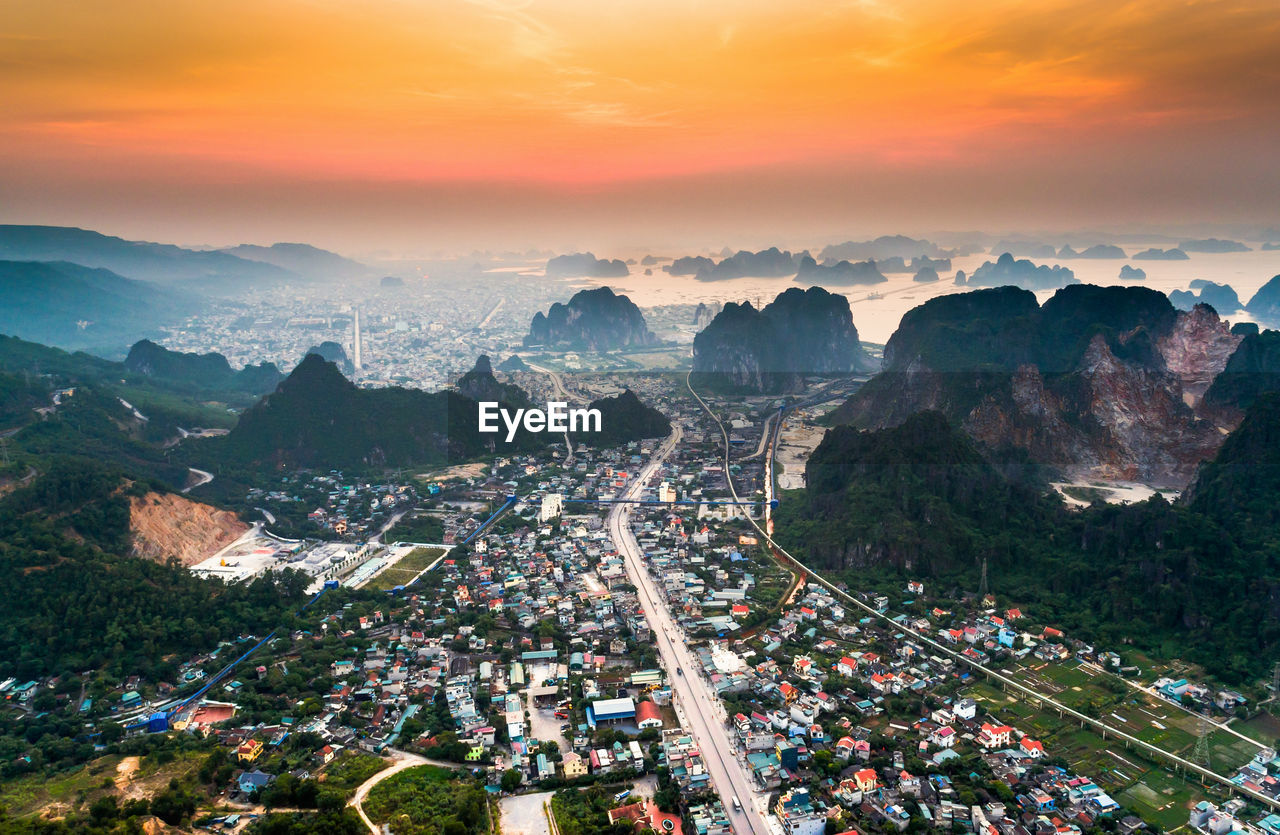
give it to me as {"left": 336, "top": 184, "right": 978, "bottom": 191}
{"left": 607, "top": 426, "right": 772, "bottom": 835}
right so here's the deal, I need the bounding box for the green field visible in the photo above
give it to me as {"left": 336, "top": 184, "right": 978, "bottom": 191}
{"left": 1233, "top": 711, "right": 1280, "bottom": 747}
{"left": 364, "top": 546, "right": 446, "bottom": 591}
{"left": 962, "top": 668, "right": 1230, "bottom": 830}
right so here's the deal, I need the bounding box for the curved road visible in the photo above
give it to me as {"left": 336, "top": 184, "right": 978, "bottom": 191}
{"left": 607, "top": 426, "right": 771, "bottom": 835}
{"left": 349, "top": 748, "right": 428, "bottom": 834}
{"left": 183, "top": 467, "right": 214, "bottom": 494}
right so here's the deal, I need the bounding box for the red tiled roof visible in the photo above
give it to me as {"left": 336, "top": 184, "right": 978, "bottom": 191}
{"left": 636, "top": 700, "right": 662, "bottom": 724}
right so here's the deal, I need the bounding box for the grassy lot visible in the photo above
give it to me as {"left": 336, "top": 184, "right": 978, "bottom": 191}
{"left": 1233, "top": 711, "right": 1280, "bottom": 747}
{"left": 0, "top": 749, "right": 206, "bottom": 820}
{"left": 364, "top": 546, "right": 446, "bottom": 592}
{"left": 320, "top": 752, "right": 391, "bottom": 794}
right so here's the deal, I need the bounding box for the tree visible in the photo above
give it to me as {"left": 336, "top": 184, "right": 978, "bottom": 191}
{"left": 501, "top": 769, "right": 523, "bottom": 792}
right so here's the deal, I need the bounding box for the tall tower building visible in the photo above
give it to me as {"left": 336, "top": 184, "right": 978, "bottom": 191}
{"left": 352, "top": 308, "right": 363, "bottom": 371}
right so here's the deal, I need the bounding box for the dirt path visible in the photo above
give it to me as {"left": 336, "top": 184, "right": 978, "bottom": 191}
{"left": 348, "top": 749, "right": 427, "bottom": 835}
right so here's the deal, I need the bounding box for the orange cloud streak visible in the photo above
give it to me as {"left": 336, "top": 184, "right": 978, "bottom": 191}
{"left": 1, "top": 0, "right": 1277, "bottom": 188}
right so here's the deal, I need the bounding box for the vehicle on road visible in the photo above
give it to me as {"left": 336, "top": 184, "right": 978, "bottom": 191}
{"left": 615, "top": 790, "right": 631, "bottom": 803}
{"left": 732, "top": 796, "right": 742, "bottom": 811}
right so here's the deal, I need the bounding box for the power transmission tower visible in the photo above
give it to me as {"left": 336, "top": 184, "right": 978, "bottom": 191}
{"left": 1194, "top": 719, "right": 1212, "bottom": 769}
{"left": 0, "top": 437, "right": 9, "bottom": 467}
{"left": 1272, "top": 661, "right": 1280, "bottom": 698}
{"left": 978, "top": 557, "right": 989, "bottom": 599}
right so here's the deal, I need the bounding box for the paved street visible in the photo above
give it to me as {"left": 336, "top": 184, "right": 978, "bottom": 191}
{"left": 607, "top": 427, "right": 771, "bottom": 835}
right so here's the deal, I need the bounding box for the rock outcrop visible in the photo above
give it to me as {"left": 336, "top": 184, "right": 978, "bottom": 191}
{"left": 692, "top": 285, "right": 870, "bottom": 393}
{"left": 455, "top": 355, "right": 531, "bottom": 406}
{"left": 1202, "top": 330, "right": 1280, "bottom": 420}
{"left": 830, "top": 285, "right": 1241, "bottom": 486}
{"left": 524, "top": 287, "right": 657, "bottom": 351}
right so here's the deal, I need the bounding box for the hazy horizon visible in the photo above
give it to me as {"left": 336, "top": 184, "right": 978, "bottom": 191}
{"left": 3, "top": 0, "right": 1279, "bottom": 255}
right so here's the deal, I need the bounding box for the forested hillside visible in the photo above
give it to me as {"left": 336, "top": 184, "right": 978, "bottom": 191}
{"left": 776, "top": 400, "right": 1280, "bottom": 683}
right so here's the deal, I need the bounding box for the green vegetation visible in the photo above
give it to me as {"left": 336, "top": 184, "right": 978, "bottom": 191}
{"left": 573, "top": 389, "right": 671, "bottom": 445}
{"left": 0, "top": 459, "right": 312, "bottom": 679}
{"left": 365, "top": 547, "right": 447, "bottom": 591}
{"left": 549, "top": 785, "right": 634, "bottom": 835}
{"left": 1059, "top": 485, "right": 1110, "bottom": 504}
{"left": 192, "top": 354, "right": 547, "bottom": 471}
{"left": 319, "top": 752, "right": 390, "bottom": 792}
{"left": 386, "top": 512, "right": 446, "bottom": 544}
{"left": 124, "top": 338, "right": 281, "bottom": 396}
{"left": 776, "top": 399, "right": 1280, "bottom": 683}
{"left": 362, "top": 765, "right": 489, "bottom": 835}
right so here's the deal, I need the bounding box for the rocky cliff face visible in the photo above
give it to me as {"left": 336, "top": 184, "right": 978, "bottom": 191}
{"left": 130, "top": 491, "right": 247, "bottom": 567}
{"left": 832, "top": 287, "right": 1241, "bottom": 487}
{"left": 524, "top": 287, "right": 656, "bottom": 351}
{"left": 1157, "top": 304, "right": 1242, "bottom": 403}
{"left": 692, "top": 286, "right": 870, "bottom": 393}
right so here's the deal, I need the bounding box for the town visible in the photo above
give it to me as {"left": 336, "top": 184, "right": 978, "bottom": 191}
{"left": 5, "top": 375, "right": 1280, "bottom": 835}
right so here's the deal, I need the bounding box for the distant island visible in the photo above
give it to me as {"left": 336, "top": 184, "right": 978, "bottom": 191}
{"left": 1245, "top": 275, "right": 1280, "bottom": 325}
{"left": 819, "top": 235, "right": 950, "bottom": 262}
{"left": 1057, "top": 243, "right": 1126, "bottom": 259}
{"left": 1119, "top": 265, "right": 1146, "bottom": 280}
{"left": 1169, "top": 282, "right": 1241, "bottom": 313}
{"left": 664, "top": 247, "right": 801, "bottom": 281}
{"left": 958, "top": 252, "right": 1077, "bottom": 291}
{"left": 544, "top": 252, "right": 629, "bottom": 278}
{"left": 990, "top": 239, "right": 1056, "bottom": 258}
{"left": 1180, "top": 238, "right": 1251, "bottom": 253}
{"left": 794, "top": 254, "right": 887, "bottom": 286}
{"left": 1132, "top": 247, "right": 1189, "bottom": 260}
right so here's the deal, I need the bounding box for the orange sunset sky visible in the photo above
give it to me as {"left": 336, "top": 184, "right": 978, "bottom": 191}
{"left": 1, "top": 0, "right": 1278, "bottom": 252}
